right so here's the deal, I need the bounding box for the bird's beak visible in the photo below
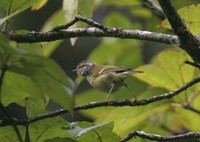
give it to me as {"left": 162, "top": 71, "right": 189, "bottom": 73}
{"left": 72, "top": 68, "right": 77, "bottom": 72}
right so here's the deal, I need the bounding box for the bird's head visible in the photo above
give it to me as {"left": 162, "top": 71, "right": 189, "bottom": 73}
{"left": 74, "top": 60, "right": 96, "bottom": 77}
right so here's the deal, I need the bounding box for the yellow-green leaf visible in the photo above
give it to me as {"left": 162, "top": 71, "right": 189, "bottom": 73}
{"left": 135, "top": 49, "right": 196, "bottom": 90}
{"left": 159, "top": 4, "right": 200, "bottom": 34}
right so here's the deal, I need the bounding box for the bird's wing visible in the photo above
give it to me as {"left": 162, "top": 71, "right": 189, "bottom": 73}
{"left": 98, "top": 65, "right": 143, "bottom": 74}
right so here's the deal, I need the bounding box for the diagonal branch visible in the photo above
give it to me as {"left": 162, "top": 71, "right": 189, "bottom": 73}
{"left": 185, "top": 60, "right": 200, "bottom": 69}
{"left": 183, "top": 104, "right": 200, "bottom": 115}
{"left": 158, "top": 0, "right": 200, "bottom": 63}
{"left": 120, "top": 130, "right": 200, "bottom": 142}
{"left": 143, "top": 0, "right": 165, "bottom": 19}
{"left": 2, "top": 76, "right": 199, "bottom": 126}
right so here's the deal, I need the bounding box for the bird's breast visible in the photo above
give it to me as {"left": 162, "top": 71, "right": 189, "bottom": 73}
{"left": 87, "top": 73, "right": 126, "bottom": 93}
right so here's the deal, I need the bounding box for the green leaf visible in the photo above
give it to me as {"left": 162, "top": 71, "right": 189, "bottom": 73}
{"left": 76, "top": 77, "right": 147, "bottom": 119}
{"left": 26, "top": 96, "right": 48, "bottom": 118}
{"left": 135, "top": 49, "right": 196, "bottom": 90}
{"left": 104, "top": 12, "right": 140, "bottom": 29}
{"left": 29, "top": 117, "right": 73, "bottom": 142}
{"left": 0, "top": 0, "right": 42, "bottom": 25}
{"left": 62, "top": 0, "right": 94, "bottom": 45}
{"left": 62, "top": 0, "right": 94, "bottom": 28}
{"left": 45, "top": 137, "right": 77, "bottom": 142}
{"left": 62, "top": 0, "right": 78, "bottom": 24}
{"left": 41, "top": 9, "right": 66, "bottom": 32}
{"left": 78, "top": 0, "right": 94, "bottom": 26}
{"left": 1, "top": 70, "right": 43, "bottom": 106}
{"left": 0, "top": 34, "right": 44, "bottom": 106}
{"left": 97, "top": 0, "right": 140, "bottom": 7}
{"left": 95, "top": 87, "right": 169, "bottom": 137}
{"left": 88, "top": 39, "right": 143, "bottom": 67}
{"left": 20, "top": 55, "right": 74, "bottom": 112}
{"left": 0, "top": 34, "right": 74, "bottom": 111}
{"left": 13, "top": 31, "right": 44, "bottom": 55}
{"left": 66, "top": 121, "right": 121, "bottom": 142}
{"left": 0, "top": 126, "right": 25, "bottom": 142}
{"left": 176, "top": 107, "right": 200, "bottom": 131}
{"left": 158, "top": 4, "right": 200, "bottom": 34}
{"left": 31, "top": 0, "right": 48, "bottom": 10}
{"left": 40, "top": 9, "right": 66, "bottom": 56}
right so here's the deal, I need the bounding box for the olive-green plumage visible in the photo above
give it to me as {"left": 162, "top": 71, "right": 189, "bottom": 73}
{"left": 88, "top": 65, "right": 129, "bottom": 93}
{"left": 75, "top": 60, "right": 143, "bottom": 98}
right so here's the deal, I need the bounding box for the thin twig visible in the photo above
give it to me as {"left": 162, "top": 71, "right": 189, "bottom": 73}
{"left": 52, "top": 18, "right": 79, "bottom": 31}
{"left": 183, "top": 104, "right": 200, "bottom": 115}
{"left": 2, "top": 77, "right": 199, "bottom": 126}
{"left": 120, "top": 131, "right": 200, "bottom": 142}
{"left": 185, "top": 60, "right": 200, "bottom": 69}
{"left": 52, "top": 15, "right": 117, "bottom": 33}
{"left": 75, "top": 15, "right": 116, "bottom": 33}
{"left": 143, "top": 0, "right": 165, "bottom": 19}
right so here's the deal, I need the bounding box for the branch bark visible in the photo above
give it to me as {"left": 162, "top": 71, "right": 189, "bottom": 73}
{"left": 143, "top": 0, "right": 165, "bottom": 19}
{"left": 6, "top": 28, "right": 179, "bottom": 45}
{"left": 120, "top": 131, "right": 200, "bottom": 142}
{"left": 0, "top": 76, "right": 199, "bottom": 126}
{"left": 158, "top": 0, "right": 200, "bottom": 63}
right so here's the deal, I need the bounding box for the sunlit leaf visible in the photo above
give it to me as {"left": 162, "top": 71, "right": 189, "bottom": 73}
{"left": 158, "top": 4, "right": 200, "bottom": 34}
{"left": 176, "top": 107, "right": 200, "bottom": 131}
{"left": 135, "top": 49, "right": 196, "bottom": 90}
{"left": 97, "top": 0, "right": 140, "bottom": 7}
{"left": 0, "top": 126, "right": 25, "bottom": 142}
{"left": 31, "top": 0, "right": 48, "bottom": 10}
{"left": 95, "top": 87, "right": 169, "bottom": 137}
{"left": 62, "top": 0, "right": 94, "bottom": 45}
{"left": 78, "top": 0, "right": 94, "bottom": 27}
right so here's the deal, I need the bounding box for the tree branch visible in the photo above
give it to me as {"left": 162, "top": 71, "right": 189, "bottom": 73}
{"left": 6, "top": 28, "right": 179, "bottom": 44}
{"left": 143, "top": 0, "right": 165, "bottom": 19}
{"left": 158, "top": 0, "right": 200, "bottom": 63}
{"left": 185, "top": 60, "right": 200, "bottom": 69}
{"left": 120, "top": 130, "right": 200, "bottom": 142}
{"left": 4, "top": 14, "right": 200, "bottom": 48}
{"left": 53, "top": 15, "right": 112, "bottom": 32}
{"left": 2, "top": 76, "right": 199, "bottom": 126}
{"left": 183, "top": 104, "right": 200, "bottom": 115}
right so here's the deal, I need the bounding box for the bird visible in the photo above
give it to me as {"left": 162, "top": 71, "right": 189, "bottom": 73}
{"left": 74, "top": 60, "right": 143, "bottom": 100}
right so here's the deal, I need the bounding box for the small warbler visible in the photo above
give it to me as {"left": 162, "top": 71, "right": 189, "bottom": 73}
{"left": 74, "top": 60, "right": 143, "bottom": 99}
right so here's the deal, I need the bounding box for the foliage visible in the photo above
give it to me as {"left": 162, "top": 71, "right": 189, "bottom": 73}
{"left": 0, "top": 0, "right": 200, "bottom": 142}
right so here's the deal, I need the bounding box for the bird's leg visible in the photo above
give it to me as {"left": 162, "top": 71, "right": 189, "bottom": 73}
{"left": 123, "top": 83, "right": 137, "bottom": 101}
{"left": 106, "top": 83, "right": 115, "bottom": 100}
